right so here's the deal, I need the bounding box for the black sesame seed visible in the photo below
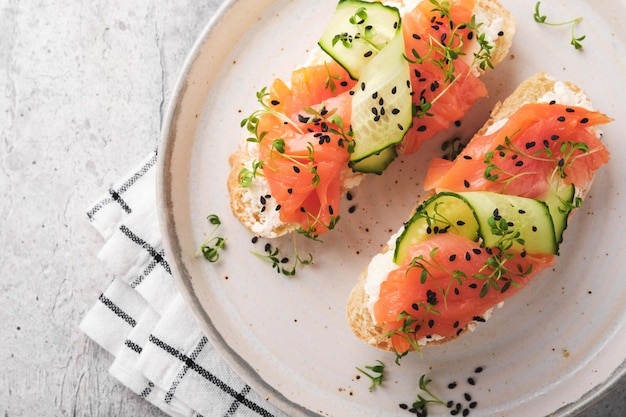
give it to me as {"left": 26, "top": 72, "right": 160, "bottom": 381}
{"left": 412, "top": 33, "right": 421, "bottom": 40}
{"left": 464, "top": 393, "right": 472, "bottom": 402}
{"left": 275, "top": 205, "right": 281, "bottom": 211}
{"left": 298, "top": 114, "right": 309, "bottom": 123}
{"left": 532, "top": 225, "right": 538, "bottom": 232}
{"left": 428, "top": 319, "right": 435, "bottom": 328}
{"left": 271, "top": 99, "right": 280, "bottom": 106}
{"left": 463, "top": 155, "right": 472, "bottom": 160}
{"left": 417, "top": 125, "right": 427, "bottom": 132}
{"left": 551, "top": 134, "right": 560, "bottom": 140}
{"left": 398, "top": 123, "right": 404, "bottom": 131}
{"left": 455, "top": 120, "right": 462, "bottom": 127}
{"left": 293, "top": 165, "right": 300, "bottom": 173}
{"left": 463, "top": 179, "right": 470, "bottom": 188}
{"left": 399, "top": 403, "right": 408, "bottom": 410}
{"left": 260, "top": 206, "right": 266, "bottom": 212}
{"left": 448, "top": 382, "right": 457, "bottom": 389}
{"left": 349, "top": 90, "right": 355, "bottom": 96}
{"left": 414, "top": 69, "right": 421, "bottom": 78}
{"left": 287, "top": 188, "right": 293, "bottom": 194}
{"left": 280, "top": 257, "right": 289, "bottom": 264}
{"left": 447, "top": 400, "right": 454, "bottom": 408}
{"left": 557, "top": 116, "right": 566, "bottom": 122}
{"left": 566, "top": 107, "right": 575, "bottom": 113}
{"left": 391, "top": 86, "right": 397, "bottom": 95}
{"left": 519, "top": 209, "right": 526, "bottom": 214}
{"left": 391, "top": 108, "right": 400, "bottom": 115}
{"left": 328, "top": 205, "right": 334, "bottom": 215}
{"left": 474, "top": 366, "right": 484, "bottom": 373}
{"left": 372, "top": 91, "right": 378, "bottom": 99}
{"left": 260, "top": 196, "right": 266, "bottom": 205}
{"left": 451, "top": 410, "right": 459, "bottom": 416}
{"left": 364, "top": 50, "right": 373, "bottom": 58}
{"left": 467, "top": 31, "right": 474, "bottom": 40}
{"left": 469, "top": 283, "right": 478, "bottom": 289}
{"left": 498, "top": 30, "right": 504, "bottom": 36}
{"left": 348, "top": 205, "right": 356, "bottom": 213}
{"left": 360, "top": 82, "right": 366, "bottom": 91}
{"left": 472, "top": 248, "right": 482, "bottom": 255}
{"left": 340, "top": 81, "right": 348, "bottom": 87}
{"left": 473, "top": 316, "right": 486, "bottom": 323}
{"left": 549, "top": 100, "right": 556, "bottom": 105}
{"left": 469, "top": 402, "right": 478, "bottom": 409}
{"left": 454, "top": 288, "right": 460, "bottom": 295}
{"left": 449, "top": 254, "right": 457, "bottom": 262}
{"left": 463, "top": 408, "right": 470, "bottom": 417}
{"left": 346, "top": 191, "right": 353, "bottom": 201}
{"left": 441, "top": 33, "right": 447, "bottom": 44}
{"left": 457, "top": 220, "right": 466, "bottom": 226}
{"left": 430, "top": 80, "right": 440, "bottom": 92}
{"left": 251, "top": 236, "right": 259, "bottom": 244}
{"left": 543, "top": 139, "right": 550, "bottom": 148}
{"left": 581, "top": 117, "right": 589, "bottom": 124}
{"left": 465, "top": 252, "right": 471, "bottom": 261}
{"left": 264, "top": 243, "right": 271, "bottom": 252}
{"left": 456, "top": 328, "right": 463, "bottom": 336}
{"left": 525, "top": 141, "right": 536, "bottom": 149}
{"left": 453, "top": 320, "right": 460, "bottom": 328}
{"left": 515, "top": 160, "right": 524, "bottom": 167}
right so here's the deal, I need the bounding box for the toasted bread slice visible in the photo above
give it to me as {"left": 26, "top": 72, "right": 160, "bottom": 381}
{"left": 347, "top": 72, "right": 603, "bottom": 351}
{"left": 228, "top": 0, "right": 515, "bottom": 238}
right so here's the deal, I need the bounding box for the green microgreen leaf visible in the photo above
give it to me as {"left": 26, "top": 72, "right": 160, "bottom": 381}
{"left": 533, "top": 2, "right": 585, "bottom": 50}
{"left": 196, "top": 214, "right": 227, "bottom": 262}
{"left": 356, "top": 360, "right": 385, "bottom": 391}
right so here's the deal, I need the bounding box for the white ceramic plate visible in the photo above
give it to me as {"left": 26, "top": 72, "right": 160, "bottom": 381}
{"left": 157, "top": 1, "right": 626, "bottom": 416}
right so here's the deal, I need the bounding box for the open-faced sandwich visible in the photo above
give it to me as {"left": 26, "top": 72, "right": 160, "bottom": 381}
{"left": 347, "top": 72, "right": 612, "bottom": 355}
{"left": 228, "top": 0, "right": 515, "bottom": 238}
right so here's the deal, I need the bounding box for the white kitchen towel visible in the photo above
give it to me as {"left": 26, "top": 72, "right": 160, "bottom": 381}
{"left": 80, "top": 150, "right": 289, "bottom": 417}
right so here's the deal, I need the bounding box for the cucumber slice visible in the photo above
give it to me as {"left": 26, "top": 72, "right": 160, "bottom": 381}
{"left": 458, "top": 192, "right": 558, "bottom": 255}
{"left": 318, "top": 0, "right": 401, "bottom": 80}
{"left": 349, "top": 144, "right": 397, "bottom": 174}
{"left": 544, "top": 182, "right": 576, "bottom": 246}
{"left": 349, "top": 28, "right": 413, "bottom": 164}
{"left": 394, "top": 192, "right": 480, "bottom": 264}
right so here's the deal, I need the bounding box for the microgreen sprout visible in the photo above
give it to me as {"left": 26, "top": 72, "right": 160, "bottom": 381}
{"left": 472, "top": 214, "right": 530, "bottom": 298}
{"left": 533, "top": 2, "right": 585, "bottom": 50}
{"left": 356, "top": 360, "right": 385, "bottom": 391}
{"left": 411, "top": 374, "right": 447, "bottom": 416}
{"left": 441, "top": 136, "right": 466, "bottom": 161}
{"left": 332, "top": 7, "right": 388, "bottom": 52}
{"left": 252, "top": 237, "right": 313, "bottom": 276}
{"left": 405, "top": 1, "right": 494, "bottom": 119}
{"left": 196, "top": 214, "right": 227, "bottom": 262}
